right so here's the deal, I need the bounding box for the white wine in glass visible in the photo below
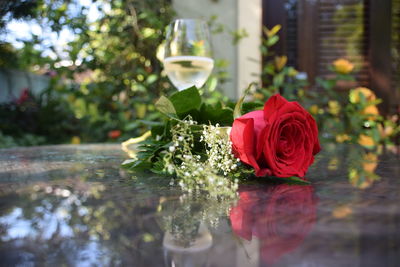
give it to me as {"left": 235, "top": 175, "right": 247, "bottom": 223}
{"left": 164, "top": 19, "right": 214, "bottom": 91}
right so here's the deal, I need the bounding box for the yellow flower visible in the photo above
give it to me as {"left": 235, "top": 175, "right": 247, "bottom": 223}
{"left": 332, "top": 205, "right": 352, "bottom": 219}
{"left": 349, "top": 152, "right": 379, "bottom": 189}
{"left": 274, "top": 55, "right": 287, "bottom": 71}
{"left": 362, "top": 152, "right": 378, "bottom": 173}
{"left": 349, "top": 87, "right": 376, "bottom": 104}
{"left": 358, "top": 134, "right": 376, "bottom": 147}
{"left": 361, "top": 105, "right": 379, "bottom": 121}
{"left": 328, "top": 100, "right": 341, "bottom": 116}
{"left": 353, "top": 175, "right": 374, "bottom": 189}
{"left": 71, "top": 136, "right": 81, "bottom": 144}
{"left": 336, "top": 134, "right": 350, "bottom": 143}
{"left": 309, "top": 104, "right": 319, "bottom": 115}
{"left": 349, "top": 168, "right": 374, "bottom": 189}
{"left": 333, "top": 58, "right": 354, "bottom": 74}
{"left": 328, "top": 157, "right": 339, "bottom": 170}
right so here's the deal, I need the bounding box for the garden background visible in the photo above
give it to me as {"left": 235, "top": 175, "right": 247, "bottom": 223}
{"left": 0, "top": 0, "right": 399, "bottom": 149}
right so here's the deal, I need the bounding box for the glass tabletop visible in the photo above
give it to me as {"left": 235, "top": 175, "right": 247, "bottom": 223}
{"left": 0, "top": 144, "right": 399, "bottom": 266}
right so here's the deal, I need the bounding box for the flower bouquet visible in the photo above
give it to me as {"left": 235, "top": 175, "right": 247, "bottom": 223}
{"left": 122, "top": 85, "right": 321, "bottom": 193}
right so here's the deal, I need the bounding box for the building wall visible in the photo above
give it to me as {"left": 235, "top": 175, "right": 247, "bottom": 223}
{"left": 172, "top": 0, "right": 261, "bottom": 99}
{"left": 0, "top": 69, "right": 50, "bottom": 103}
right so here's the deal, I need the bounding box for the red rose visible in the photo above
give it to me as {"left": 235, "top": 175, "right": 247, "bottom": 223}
{"left": 230, "top": 94, "right": 321, "bottom": 177}
{"left": 230, "top": 184, "right": 317, "bottom": 265}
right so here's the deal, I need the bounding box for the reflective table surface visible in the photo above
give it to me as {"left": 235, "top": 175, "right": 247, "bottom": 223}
{"left": 0, "top": 144, "right": 399, "bottom": 267}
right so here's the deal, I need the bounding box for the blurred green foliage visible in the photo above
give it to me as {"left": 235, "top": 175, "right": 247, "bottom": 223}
{"left": 0, "top": 88, "right": 80, "bottom": 148}
{"left": 1, "top": 0, "right": 174, "bottom": 146}
{"left": 0, "top": 0, "right": 241, "bottom": 147}
{"left": 0, "top": 1, "right": 398, "bottom": 149}
{"left": 256, "top": 25, "right": 399, "bottom": 148}
{"left": 257, "top": 25, "right": 307, "bottom": 100}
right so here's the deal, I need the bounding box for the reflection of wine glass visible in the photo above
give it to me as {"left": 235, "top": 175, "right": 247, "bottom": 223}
{"left": 164, "top": 19, "right": 214, "bottom": 91}
{"left": 163, "top": 222, "right": 212, "bottom": 267}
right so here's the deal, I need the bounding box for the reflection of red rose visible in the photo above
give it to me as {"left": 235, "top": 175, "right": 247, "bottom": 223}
{"left": 230, "top": 94, "right": 321, "bottom": 177}
{"left": 230, "top": 184, "right": 317, "bottom": 265}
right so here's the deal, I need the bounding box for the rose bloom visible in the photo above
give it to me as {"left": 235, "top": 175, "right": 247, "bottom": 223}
{"left": 230, "top": 184, "right": 317, "bottom": 265}
{"left": 332, "top": 58, "right": 354, "bottom": 74}
{"left": 349, "top": 87, "right": 376, "bottom": 104}
{"left": 230, "top": 94, "right": 320, "bottom": 177}
{"left": 361, "top": 105, "right": 379, "bottom": 121}
{"left": 16, "top": 88, "right": 30, "bottom": 105}
{"left": 358, "top": 134, "right": 376, "bottom": 148}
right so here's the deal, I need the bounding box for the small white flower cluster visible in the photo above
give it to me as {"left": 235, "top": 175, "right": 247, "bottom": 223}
{"left": 164, "top": 117, "right": 197, "bottom": 176}
{"left": 163, "top": 117, "right": 238, "bottom": 197}
{"left": 200, "top": 124, "right": 239, "bottom": 176}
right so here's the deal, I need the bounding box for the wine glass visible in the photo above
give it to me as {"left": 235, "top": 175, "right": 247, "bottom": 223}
{"left": 164, "top": 19, "right": 214, "bottom": 91}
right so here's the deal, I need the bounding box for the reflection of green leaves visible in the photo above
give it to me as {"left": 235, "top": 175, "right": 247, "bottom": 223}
{"left": 171, "top": 61, "right": 199, "bottom": 68}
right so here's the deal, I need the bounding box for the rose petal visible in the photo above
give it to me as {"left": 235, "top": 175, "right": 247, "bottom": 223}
{"left": 263, "top": 94, "right": 288, "bottom": 120}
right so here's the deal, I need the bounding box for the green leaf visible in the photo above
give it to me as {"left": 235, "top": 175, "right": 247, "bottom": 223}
{"left": 269, "top": 176, "right": 311, "bottom": 185}
{"left": 145, "top": 74, "right": 158, "bottom": 85}
{"left": 273, "top": 73, "right": 284, "bottom": 87}
{"left": 121, "top": 159, "right": 151, "bottom": 170}
{"left": 263, "top": 64, "right": 275, "bottom": 75}
{"left": 151, "top": 124, "right": 165, "bottom": 138}
{"left": 266, "top": 35, "right": 279, "bottom": 46}
{"left": 150, "top": 159, "right": 166, "bottom": 174}
{"left": 136, "top": 120, "right": 163, "bottom": 127}
{"left": 263, "top": 25, "right": 281, "bottom": 38}
{"left": 234, "top": 82, "right": 256, "bottom": 119}
{"left": 169, "top": 86, "right": 202, "bottom": 116}
{"left": 242, "top": 102, "right": 264, "bottom": 114}
{"left": 199, "top": 103, "right": 234, "bottom": 125}
{"left": 155, "top": 95, "right": 177, "bottom": 117}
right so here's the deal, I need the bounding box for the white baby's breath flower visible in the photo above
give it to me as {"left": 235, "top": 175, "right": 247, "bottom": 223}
{"left": 161, "top": 116, "right": 238, "bottom": 198}
{"left": 200, "top": 125, "right": 237, "bottom": 176}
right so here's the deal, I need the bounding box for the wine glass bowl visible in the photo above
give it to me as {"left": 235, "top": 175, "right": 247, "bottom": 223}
{"left": 164, "top": 19, "right": 214, "bottom": 91}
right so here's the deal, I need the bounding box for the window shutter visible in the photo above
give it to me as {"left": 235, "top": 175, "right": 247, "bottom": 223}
{"left": 392, "top": 0, "right": 400, "bottom": 93}
{"left": 263, "top": 0, "right": 400, "bottom": 112}
{"left": 317, "top": 0, "right": 369, "bottom": 86}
